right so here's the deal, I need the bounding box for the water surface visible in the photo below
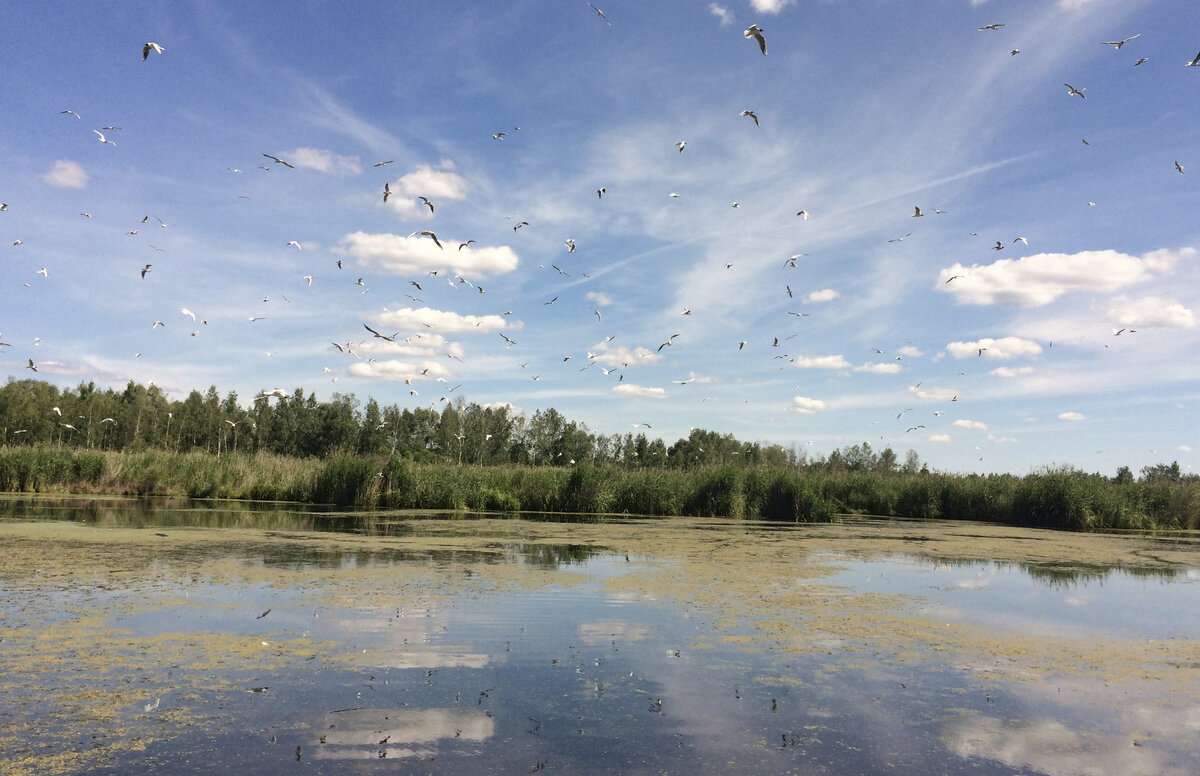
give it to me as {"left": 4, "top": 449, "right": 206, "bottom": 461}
{"left": 2, "top": 497, "right": 1198, "bottom": 775}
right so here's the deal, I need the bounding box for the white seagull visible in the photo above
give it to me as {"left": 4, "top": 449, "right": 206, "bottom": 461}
{"left": 142, "top": 42, "right": 164, "bottom": 60}
{"left": 744, "top": 25, "right": 767, "bottom": 55}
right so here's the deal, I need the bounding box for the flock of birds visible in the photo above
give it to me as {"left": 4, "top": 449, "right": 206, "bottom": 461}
{"left": 2, "top": 8, "right": 1197, "bottom": 454}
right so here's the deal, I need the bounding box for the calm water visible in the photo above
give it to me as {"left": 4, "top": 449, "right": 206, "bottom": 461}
{"left": 1, "top": 497, "right": 1198, "bottom": 776}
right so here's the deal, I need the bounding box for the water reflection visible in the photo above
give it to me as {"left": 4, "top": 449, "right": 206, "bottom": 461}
{"left": 1, "top": 499, "right": 1198, "bottom": 776}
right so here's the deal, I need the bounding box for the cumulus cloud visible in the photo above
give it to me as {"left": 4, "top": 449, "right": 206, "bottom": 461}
{"left": 589, "top": 342, "right": 660, "bottom": 368}
{"left": 709, "top": 3, "right": 732, "bottom": 25}
{"left": 987, "top": 433, "right": 1018, "bottom": 443}
{"left": 897, "top": 345, "right": 924, "bottom": 358}
{"left": 336, "top": 232, "right": 518, "bottom": 277}
{"left": 1058, "top": 411, "right": 1086, "bottom": 421}
{"left": 43, "top": 160, "right": 88, "bottom": 188}
{"left": 946, "top": 336, "right": 1042, "bottom": 360}
{"left": 586, "top": 291, "right": 613, "bottom": 306}
{"left": 790, "top": 396, "right": 827, "bottom": 414}
{"left": 953, "top": 419, "right": 988, "bottom": 431}
{"left": 1177, "top": 445, "right": 1193, "bottom": 453}
{"left": 805, "top": 288, "right": 840, "bottom": 303}
{"left": 283, "top": 147, "right": 362, "bottom": 175}
{"left": 910, "top": 385, "right": 957, "bottom": 401}
{"left": 990, "top": 366, "right": 1035, "bottom": 378}
{"left": 385, "top": 163, "right": 469, "bottom": 218}
{"left": 371, "top": 307, "right": 512, "bottom": 335}
{"left": 937, "top": 248, "right": 1191, "bottom": 307}
{"left": 929, "top": 434, "right": 952, "bottom": 443}
{"left": 792, "top": 355, "right": 902, "bottom": 373}
{"left": 750, "top": 0, "right": 793, "bottom": 13}
{"left": 348, "top": 359, "right": 454, "bottom": 382}
{"left": 612, "top": 383, "right": 667, "bottom": 399}
{"left": 1107, "top": 296, "right": 1196, "bottom": 329}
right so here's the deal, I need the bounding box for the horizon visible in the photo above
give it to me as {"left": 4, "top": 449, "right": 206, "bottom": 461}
{"left": 2, "top": 0, "right": 1197, "bottom": 477}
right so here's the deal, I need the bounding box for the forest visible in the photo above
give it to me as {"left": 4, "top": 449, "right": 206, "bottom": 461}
{"left": 0, "top": 377, "right": 1196, "bottom": 531}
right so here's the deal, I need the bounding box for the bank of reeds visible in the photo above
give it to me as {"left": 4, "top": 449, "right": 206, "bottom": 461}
{"left": 1, "top": 446, "right": 1196, "bottom": 531}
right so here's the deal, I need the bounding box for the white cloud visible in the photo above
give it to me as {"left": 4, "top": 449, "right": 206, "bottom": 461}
{"left": 709, "top": 3, "right": 732, "bottom": 25}
{"left": 794, "top": 354, "right": 851, "bottom": 370}
{"left": 910, "top": 385, "right": 958, "bottom": 401}
{"left": 990, "top": 366, "right": 1035, "bottom": 378}
{"left": 855, "top": 362, "right": 903, "bottom": 374}
{"left": 612, "top": 383, "right": 667, "bottom": 399}
{"left": 283, "top": 147, "right": 362, "bottom": 175}
{"left": 1058, "top": 411, "right": 1086, "bottom": 422}
{"left": 946, "top": 336, "right": 1043, "bottom": 360}
{"left": 1177, "top": 445, "right": 1193, "bottom": 453}
{"left": 348, "top": 359, "right": 454, "bottom": 382}
{"left": 586, "top": 291, "right": 613, "bottom": 306}
{"left": 1107, "top": 296, "right": 1196, "bottom": 329}
{"left": 385, "top": 163, "right": 469, "bottom": 218}
{"left": 897, "top": 345, "right": 924, "bottom": 358}
{"left": 590, "top": 342, "right": 661, "bottom": 368}
{"left": 336, "top": 232, "right": 519, "bottom": 277}
{"left": 805, "top": 288, "right": 840, "bottom": 303}
{"left": 43, "top": 160, "right": 88, "bottom": 188}
{"left": 953, "top": 419, "right": 988, "bottom": 431}
{"left": 790, "top": 396, "right": 827, "bottom": 414}
{"left": 938, "top": 248, "right": 1191, "bottom": 307}
{"left": 371, "top": 307, "right": 511, "bottom": 335}
{"left": 987, "top": 433, "right": 1018, "bottom": 444}
{"left": 929, "top": 434, "right": 952, "bottom": 443}
{"left": 749, "top": 0, "right": 793, "bottom": 13}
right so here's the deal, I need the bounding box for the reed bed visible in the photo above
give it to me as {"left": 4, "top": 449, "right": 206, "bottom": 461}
{"left": 1, "top": 446, "right": 1196, "bottom": 531}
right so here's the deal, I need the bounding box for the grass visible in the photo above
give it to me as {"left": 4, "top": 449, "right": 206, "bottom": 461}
{"left": 1, "top": 446, "right": 1196, "bottom": 531}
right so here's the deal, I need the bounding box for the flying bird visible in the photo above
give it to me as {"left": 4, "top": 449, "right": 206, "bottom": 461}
{"left": 513, "top": 221, "right": 529, "bottom": 232}
{"left": 491, "top": 132, "right": 507, "bottom": 140}
{"left": 586, "top": 2, "right": 611, "bottom": 24}
{"left": 658, "top": 334, "right": 679, "bottom": 351}
{"left": 92, "top": 129, "right": 116, "bottom": 146}
{"left": 912, "top": 206, "right": 923, "bottom": 217}
{"left": 1176, "top": 160, "right": 1184, "bottom": 174}
{"left": 25, "top": 359, "right": 36, "bottom": 372}
{"left": 796, "top": 210, "right": 809, "bottom": 220}
{"left": 744, "top": 24, "right": 767, "bottom": 55}
{"left": 261, "top": 153, "right": 295, "bottom": 168}
{"left": 978, "top": 23, "right": 1005, "bottom": 31}
{"left": 373, "top": 160, "right": 394, "bottom": 167}
{"left": 363, "top": 323, "right": 397, "bottom": 341}
{"left": 739, "top": 110, "right": 759, "bottom": 126}
{"left": 597, "top": 187, "right": 606, "bottom": 199}
{"left": 675, "top": 140, "right": 686, "bottom": 153}
{"left": 1101, "top": 34, "right": 1139, "bottom": 49}
{"left": 60, "top": 109, "right": 81, "bottom": 119}
{"left": 286, "top": 240, "right": 301, "bottom": 249}
{"left": 141, "top": 264, "right": 152, "bottom": 278}
{"left": 412, "top": 230, "right": 443, "bottom": 249}
{"left": 564, "top": 239, "right": 576, "bottom": 253}
{"left": 1134, "top": 57, "right": 1147, "bottom": 66}
{"left": 1187, "top": 51, "right": 1200, "bottom": 67}
{"left": 1064, "top": 83, "right": 1086, "bottom": 98}
{"left": 142, "top": 42, "right": 164, "bottom": 60}
{"left": 458, "top": 240, "right": 475, "bottom": 250}
{"left": 383, "top": 183, "right": 392, "bottom": 202}
{"left": 419, "top": 196, "right": 435, "bottom": 214}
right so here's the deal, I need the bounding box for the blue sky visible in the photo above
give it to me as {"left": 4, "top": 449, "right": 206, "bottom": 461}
{"left": 3, "top": 0, "right": 1198, "bottom": 474}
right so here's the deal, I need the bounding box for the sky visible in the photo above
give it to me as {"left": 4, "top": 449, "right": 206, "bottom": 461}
{"left": 2, "top": 0, "right": 1199, "bottom": 475}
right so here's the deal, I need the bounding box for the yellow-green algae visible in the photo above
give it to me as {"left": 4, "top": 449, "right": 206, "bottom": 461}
{"left": 2, "top": 515, "right": 1198, "bottom": 774}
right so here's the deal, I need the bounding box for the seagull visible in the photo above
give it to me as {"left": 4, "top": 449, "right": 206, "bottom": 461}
{"left": 740, "top": 109, "right": 759, "bottom": 126}
{"left": 152, "top": 320, "right": 164, "bottom": 329}
{"left": 944, "top": 275, "right": 964, "bottom": 284}
{"left": 796, "top": 210, "right": 809, "bottom": 220}
{"left": 564, "top": 239, "right": 576, "bottom": 253}
{"left": 912, "top": 206, "right": 923, "bottom": 217}
{"left": 669, "top": 192, "right": 681, "bottom": 198}
{"left": 744, "top": 24, "right": 767, "bottom": 55}
{"left": 60, "top": 109, "right": 81, "bottom": 119}
{"left": 458, "top": 240, "right": 475, "bottom": 250}
{"left": 1176, "top": 160, "right": 1184, "bottom": 174}
{"left": 383, "top": 182, "right": 392, "bottom": 202}
{"left": 142, "top": 42, "right": 164, "bottom": 60}
{"left": 491, "top": 132, "right": 507, "bottom": 140}
{"left": 597, "top": 187, "right": 606, "bottom": 199}
{"left": 37, "top": 267, "right": 48, "bottom": 277}
{"left": 419, "top": 196, "right": 435, "bottom": 214}
{"left": 261, "top": 153, "right": 295, "bottom": 168}
{"left": 1101, "top": 34, "right": 1139, "bottom": 49}
{"left": 585, "top": 2, "right": 611, "bottom": 24}
{"left": 552, "top": 264, "right": 570, "bottom": 276}
{"left": 363, "top": 323, "right": 397, "bottom": 341}
{"left": 992, "top": 241, "right": 1004, "bottom": 250}
{"left": 92, "top": 129, "right": 116, "bottom": 146}
{"left": 373, "top": 160, "right": 394, "bottom": 167}
{"left": 1064, "top": 83, "right": 1086, "bottom": 98}
{"left": 257, "top": 388, "right": 289, "bottom": 400}
{"left": 180, "top": 307, "right": 196, "bottom": 322}
{"left": 513, "top": 221, "right": 529, "bottom": 232}
{"left": 141, "top": 264, "right": 152, "bottom": 278}
{"left": 1187, "top": 51, "right": 1200, "bottom": 67}
{"left": 25, "top": 359, "right": 36, "bottom": 372}
{"left": 977, "top": 23, "right": 1005, "bottom": 31}
{"left": 412, "top": 230, "right": 443, "bottom": 249}
{"left": 658, "top": 334, "right": 679, "bottom": 351}
{"left": 286, "top": 240, "right": 301, "bottom": 249}
{"left": 1134, "top": 57, "right": 1147, "bottom": 66}
{"left": 1010, "top": 49, "right": 1020, "bottom": 55}
{"left": 1013, "top": 236, "right": 1029, "bottom": 245}
{"left": 887, "top": 233, "right": 911, "bottom": 243}
{"left": 303, "top": 275, "right": 313, "bottom": 285}
{"left": 675, "top": 140, "right": 686, "bottom": 153}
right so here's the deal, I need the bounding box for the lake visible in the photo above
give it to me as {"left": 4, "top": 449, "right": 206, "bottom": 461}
{"left": 2, "top": 496, "right": 1199, "bottom": 775}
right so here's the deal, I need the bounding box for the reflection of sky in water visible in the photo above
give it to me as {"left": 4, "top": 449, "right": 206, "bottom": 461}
{"left": 5, "top": 509, "right": 1199, "bottom": 776}
{"left": 822, "top": 553, "right": 1200, "bottom": 641}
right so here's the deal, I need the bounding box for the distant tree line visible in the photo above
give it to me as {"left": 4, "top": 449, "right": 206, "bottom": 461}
{"left": 0, "top": 378, "right": 1191, "bottom": 485}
